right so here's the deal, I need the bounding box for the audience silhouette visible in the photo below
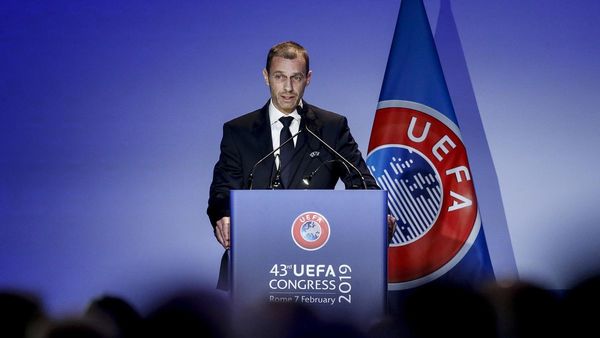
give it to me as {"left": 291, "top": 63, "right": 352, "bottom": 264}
{"left": 84, "top": 295, "right": 143, "bottom": 338}
{"left": 559, "top": 274, "right": 600, "bottom": 338}
{"left": 2, "top": 273, "right": 599, "bottom": 338}
{"left": 400, "top": 282, "right": 498, "bottom": 338}
{"left": 480, "top": 279, "right": 561, "bottom": 338}
{"left": 143, "top": 288, "right": 230, "bottom": 338}
{"left": 0, "top": 290, "right": 46, "bottom": 338}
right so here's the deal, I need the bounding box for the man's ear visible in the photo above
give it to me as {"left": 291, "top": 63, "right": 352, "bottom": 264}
{"left": 306, "top": 70, "right": 313, "bottom": 86}
{"left": 262, "top": 68, "right": 269, "bottom": 86}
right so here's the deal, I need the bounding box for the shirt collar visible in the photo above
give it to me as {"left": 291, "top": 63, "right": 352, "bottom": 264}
{"left": 269, "top": 99, "right": 302, "bottom": 126}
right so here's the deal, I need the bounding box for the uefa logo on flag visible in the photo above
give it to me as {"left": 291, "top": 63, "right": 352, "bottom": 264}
{"left": 367, "top": 100, "right": 481, "bottom": 289}
{"left": 291, "top": 211, "right": 331, "bottom": 251}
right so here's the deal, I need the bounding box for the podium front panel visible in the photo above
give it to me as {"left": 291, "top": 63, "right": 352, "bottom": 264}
{"left": 231, "top": 190, "right": 387, "bottom": 329}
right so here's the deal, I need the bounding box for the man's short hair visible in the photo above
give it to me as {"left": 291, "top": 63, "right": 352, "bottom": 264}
{"left": 266, "top": 41, "right": 309, "bottom": 75}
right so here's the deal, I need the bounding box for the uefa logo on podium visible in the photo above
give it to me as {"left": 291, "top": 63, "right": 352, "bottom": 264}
{"left": 291, "top": 211, "right": 331, "bottom": 251}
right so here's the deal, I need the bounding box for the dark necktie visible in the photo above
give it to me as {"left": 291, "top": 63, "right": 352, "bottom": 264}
{"left": 279, "top": 116, "right": 295, "bottom": 188}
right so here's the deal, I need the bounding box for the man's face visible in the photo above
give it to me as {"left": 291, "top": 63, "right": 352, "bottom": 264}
{"left": 262, "top": 56, "right": 312, "bottom": 114}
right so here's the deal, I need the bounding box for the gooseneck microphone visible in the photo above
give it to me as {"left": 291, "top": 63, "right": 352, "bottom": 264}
{"left": 247, "top": 129, "right": 302, "bottom": 189}
{"left": 271, "top": 154, "right": 283, "bottom": 189}
{"left": 303, "top": 126, "right": 368, "bottom": 190}
{"left": 302, "top": 159, "right": 351, "bottom": 187}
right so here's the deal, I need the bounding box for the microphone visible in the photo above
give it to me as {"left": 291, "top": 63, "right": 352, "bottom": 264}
{"left": 304, "top": 126, "right": 367, "bottom": 190}
{"left": 271, "top": 154, "right": 283, "bottom": 189}
{"left": 302, "top": 159, "right": 350, "bottom": 187}
{"left": 247, "top": 129, "right": 302, "bottom": 189}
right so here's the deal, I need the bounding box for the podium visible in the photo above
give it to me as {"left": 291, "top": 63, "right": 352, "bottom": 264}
{"left": 230, "top": 190, "right": 387, "bottom": 329}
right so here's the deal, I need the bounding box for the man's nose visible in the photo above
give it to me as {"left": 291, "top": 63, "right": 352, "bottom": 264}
{"left": 283, "top": 77, "right": 293, "bottom": 91}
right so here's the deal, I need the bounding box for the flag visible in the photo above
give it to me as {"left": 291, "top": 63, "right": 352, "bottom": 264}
{"left": 367, "top": 0, "right": 495, "bottom": 292}
{"left": 434, "top": 0, "right": 517, "bottom": 279}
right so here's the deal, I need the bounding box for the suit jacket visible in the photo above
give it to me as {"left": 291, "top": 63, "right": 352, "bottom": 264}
{"left": 207, "top": 100, "right": 379, "bottom": 289}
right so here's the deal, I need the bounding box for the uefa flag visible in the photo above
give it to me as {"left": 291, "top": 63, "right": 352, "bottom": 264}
{"left": 367, "top": 0, "right": 495, "bottom": 291}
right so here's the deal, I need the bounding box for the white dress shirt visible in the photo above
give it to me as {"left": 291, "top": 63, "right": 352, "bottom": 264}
{"left": 269, "top": 100, "right": 302, "bottom": 169}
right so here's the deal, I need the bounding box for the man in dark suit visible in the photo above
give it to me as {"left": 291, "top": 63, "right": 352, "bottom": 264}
{"left": 207, "top": 41, "right": 390, "bottom": 289}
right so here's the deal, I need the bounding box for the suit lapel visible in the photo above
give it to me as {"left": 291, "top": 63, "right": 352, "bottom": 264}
{"left": 251, "top": 102, "right": 277, "bottom": 187}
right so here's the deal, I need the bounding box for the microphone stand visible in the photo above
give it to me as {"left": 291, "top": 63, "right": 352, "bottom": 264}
{"left": 302, "top": 159, "right": 351, "bottom": 187}
{"left": 304, "top": 126, "right": 368, "bottom": 190}
{"left": 270, "top": 154, "right": 283, "bottom": 189}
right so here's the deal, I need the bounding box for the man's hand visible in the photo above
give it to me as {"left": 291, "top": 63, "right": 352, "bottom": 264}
{"left": 215, "top": 216, "right": 230, "bottom": 249}
{"left": 387, "top": 214, "right": 397, "bottom": 243}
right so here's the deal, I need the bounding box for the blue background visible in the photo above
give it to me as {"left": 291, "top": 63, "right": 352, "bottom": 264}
{"left": 2, "top": 0, "right": 599, "bottom": 316}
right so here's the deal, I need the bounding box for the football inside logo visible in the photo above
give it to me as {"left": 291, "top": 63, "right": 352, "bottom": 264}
{"left": 291, "top": 211, "right": 330, "bottom": 251}
{"left": 368, "top": 145, "right": 442, "bottom": 246}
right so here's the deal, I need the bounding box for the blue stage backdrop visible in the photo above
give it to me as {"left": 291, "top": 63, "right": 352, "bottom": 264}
{"left": 1, "top": 0, "right": 599, "bottom": 316}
